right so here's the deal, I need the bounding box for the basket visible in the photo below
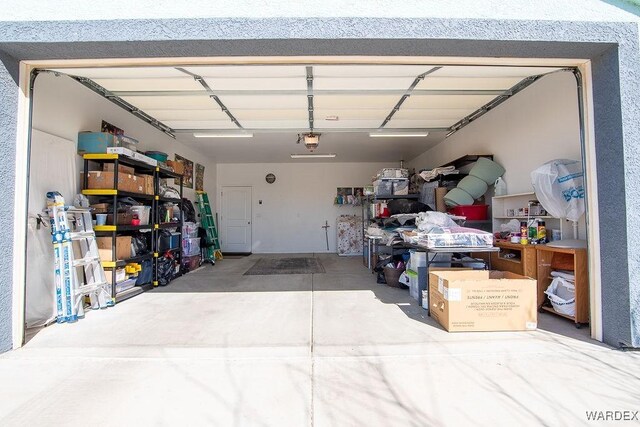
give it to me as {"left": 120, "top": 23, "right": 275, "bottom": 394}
{"left": 450, "top": 204, "right": 489, "bottom": 220}
{"left": 383, "top": 266, "right": 408, "bottom": 288}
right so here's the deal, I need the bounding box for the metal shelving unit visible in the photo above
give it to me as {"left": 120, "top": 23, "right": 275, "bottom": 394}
{"left": 82, "top": 154, "right": 156, "bottom": 302}
{"left": 154, "top": 166, "right": 184, "bottom": 285}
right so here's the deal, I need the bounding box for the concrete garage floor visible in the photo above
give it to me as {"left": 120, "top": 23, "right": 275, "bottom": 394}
{"left": 2, "top": 255, "right": 640, "bottom": 426}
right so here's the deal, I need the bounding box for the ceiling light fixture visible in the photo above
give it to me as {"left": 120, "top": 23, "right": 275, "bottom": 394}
{"left": 193, "top": 132, "right": 253, "bottom": 138}
{"left": 369, "top": 132, "right": 429, "bottom": 138}
{"left": 297, "top": 133, "right": 321, "bottom": 151}
{"left": 290, "top": 153, "right": 337, "bottom": 159}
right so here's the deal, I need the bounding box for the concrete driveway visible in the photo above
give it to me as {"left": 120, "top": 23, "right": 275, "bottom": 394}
{"left": 2, "top": 255, "right": 639, "bottom": 426}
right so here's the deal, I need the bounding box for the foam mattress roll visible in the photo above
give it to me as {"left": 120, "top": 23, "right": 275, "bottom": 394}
{"left": 457, "top": 175, "right": 489, "bottom": 199}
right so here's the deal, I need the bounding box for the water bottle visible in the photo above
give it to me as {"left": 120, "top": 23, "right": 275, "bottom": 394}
{"left": 494, "top": 177, "right": 507, "bottom": 196}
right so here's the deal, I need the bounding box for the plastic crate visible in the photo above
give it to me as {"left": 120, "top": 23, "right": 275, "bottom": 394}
{"left": 182, "top": 237, "right": 201, "bottom": 256}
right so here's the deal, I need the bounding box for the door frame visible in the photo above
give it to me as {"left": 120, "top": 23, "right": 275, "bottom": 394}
{"left": 13, "top": 55, "right": 603, "bottom": 349}
{"left": 220, "top": 185, "right": 253, "bottom": 254}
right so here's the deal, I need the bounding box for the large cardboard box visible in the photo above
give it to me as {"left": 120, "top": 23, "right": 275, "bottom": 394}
{"left": 428, "top": 270, "right": 537, "bottom": 332}
{"left": 97, "top": 236, "right": 132, "bottom": 261}
{"left": 86, "top": 171, "right": 138, "bottom": 193}
{"left": 106, "top": 212, "right": 134, "bottom": 225}
{"left": 166, "top": 160, "right": 185, "bottom": 175}
{"left": 103, "top": 163, "right": 135, "bottom": 175}
{"left": 136, "top": 174, "right": 154, "bottom": 195}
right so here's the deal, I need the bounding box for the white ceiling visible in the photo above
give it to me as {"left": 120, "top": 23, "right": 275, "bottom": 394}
{"left": 52, "top": 64, "right": 561, "bottom": 163}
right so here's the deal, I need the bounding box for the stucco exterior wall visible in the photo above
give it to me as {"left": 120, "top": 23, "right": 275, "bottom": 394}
{"left": 0, "top": 56, "right": 17, "bottom": 353}
{"left": 0, "top": 10, "right": 638, "bottom": 350}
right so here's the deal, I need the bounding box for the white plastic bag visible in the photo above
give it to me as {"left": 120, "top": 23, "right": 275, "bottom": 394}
{"left": 416, "top": 211, "right": 457, "bottom": 233}
{"left": 531, "top": 159, "right": 585, "bottom": 222}
{"left": 544, "top": 277, "right": 576, "bottom": 317}
{"left": 398, "top": 271, "right": 410, "bottom": 286}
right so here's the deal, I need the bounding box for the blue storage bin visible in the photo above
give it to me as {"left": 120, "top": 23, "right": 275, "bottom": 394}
{"left": 77, "top": 132, "right": 118, "bottom": 154}
{"left": 159, "top": 231, "right": 181, "bottom": 251}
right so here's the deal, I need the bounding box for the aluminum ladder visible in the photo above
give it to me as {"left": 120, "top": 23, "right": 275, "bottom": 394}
{"left": 47, "top": 192, "right": 112, "bottom": 323}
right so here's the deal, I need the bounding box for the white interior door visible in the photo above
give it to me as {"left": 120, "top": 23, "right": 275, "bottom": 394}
{"left": 221, "top": 186, "right": 252, "bottom": 253}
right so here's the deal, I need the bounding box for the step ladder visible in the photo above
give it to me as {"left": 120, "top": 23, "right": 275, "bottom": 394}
{"left": 46, "top": 192, "right": 112, "bottom": 323}
{"left": 195, "top": 191, "right": 222, "bottom": 263}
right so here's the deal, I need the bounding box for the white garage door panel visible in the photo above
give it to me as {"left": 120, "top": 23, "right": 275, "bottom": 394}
{"left": 146, "top": 109, "right": 229, "bottom": 121}
{"left": 185, "top": 65, "right": 307, "bottom": 78}
{"left": 314, "top": 77, "right": 415, "bottom": 90}
{"left": 121, "top": 95, "right": 215, "bottom": 109}
{"left": 93, "top": 77, "right": 204, "bottom": 92}
{"left": 202, "top": 77, "right": 306, "bottom": 91}
{"left": 416, "top": 77, "right": 521, "bottom": 91}
{"left": 402, "top": 94, "right": 496, "bottom": 109}
{"left": 313, "top": 65, "right": 433, "bottom": 78}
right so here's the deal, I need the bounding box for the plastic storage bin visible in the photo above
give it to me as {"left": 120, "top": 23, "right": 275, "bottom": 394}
{"left": 182, "top": 237, "right": 201, "bottom": 257}
{"left": 373, "top": 180, "right": 393, "bottom": 197}
{"left": 77, "top": 132, "right": 118, "bottom": 154}
{"left": 159, "top": 231, "right": 181, "bottom": 251}
{"left": 115, "top": 278, "right": 137, "bottom": 294}
{"left": 130, "top": 205, "right": 151, "bottom": 225}
{"left": 376, "top": 168, "right": 409, "bottom": 179}
{"left": 450, "top": 204, "right": 489, "bottom": 220}
{"left": 182, "top": 222, "right": 199, "bottom": 238}
{"left": 393, "top": 180, "right": 409, "bottom": 195}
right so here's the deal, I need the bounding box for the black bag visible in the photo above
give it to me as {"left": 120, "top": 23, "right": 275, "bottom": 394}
{"left": 131, "top": 232, "right": 151, "bottom": 256}
{"left": 135, "top": 259, "right": 153, "bottom": 285}
{"left": 387, "top": 199, "right": 430, "bottom": 215}
{"left": 157, "top": 255, "right": 176, "bottom": 286}
{"left": 182, "top": 198, "right": 197, "bottom": 223}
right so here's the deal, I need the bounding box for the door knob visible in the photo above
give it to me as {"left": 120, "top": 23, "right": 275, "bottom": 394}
{"left": 248, "top": 221, "right": 251, "bottom": 225}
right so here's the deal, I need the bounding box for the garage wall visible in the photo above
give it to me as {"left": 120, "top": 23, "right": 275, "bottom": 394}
{"left": 408, "top": 72, "right": 586, "bottom": 238}
{"left": 216, "top": 162, "right": 391, "bottom": 253}
{"left": 31, "top": 72, "right": 217, "bottom": 207}
{"left": 409, "top": 72, "right": 582, "bottom": 193}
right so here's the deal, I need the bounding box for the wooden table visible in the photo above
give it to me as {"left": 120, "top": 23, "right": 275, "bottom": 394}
{"left": 477, "top": 241, "right": 538, "bottom": 279}
{"left": 535, "top": 245, "right": 589, "bottom": 326}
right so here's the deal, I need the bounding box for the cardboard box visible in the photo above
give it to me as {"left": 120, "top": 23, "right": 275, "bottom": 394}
{"left": 428, "top": 270, "right": 537, "bottom": 332}
{"left": 166, "top": 160, "right": 185, "bottom": 175}
{"left": 104, "top": 268, "right": 126, "bottom": 283}
{"left": 106, "top": 147, "right": 158, "bottom": 167}
{"left": 106, "top": 212, "right": 134, "bottom": 225}
{"left": 103, "top": 163, "right": 135, "bottom": 175}
{"left": 85, "top": 171, "right": 142, "bottom": 193}
{"left": 97, "top": 236, "right": 132, "bottom": 261}
{"left": 90, "top": 203, "right": 111, "bottom": 214}
{"left": 136, "top": 174, "right": 154, "bottom": 195}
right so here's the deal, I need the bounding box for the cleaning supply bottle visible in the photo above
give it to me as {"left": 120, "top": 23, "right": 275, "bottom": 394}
{"left": 520, "top": 221, "right": 529, "bottom": 245}
{"left": 494, "top": 177, "right": 507, "bottom": 196}
{"left": 537, "top": 220, "right": 547, "bottom": 244}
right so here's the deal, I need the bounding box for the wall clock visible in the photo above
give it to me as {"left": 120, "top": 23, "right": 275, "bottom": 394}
{"left": 265, "top": 173, "right": 276, "bottom": 184}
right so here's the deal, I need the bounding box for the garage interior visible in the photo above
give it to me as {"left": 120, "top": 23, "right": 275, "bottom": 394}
{"left": 7, "top": 56, "right": 627, "bottom": 423}
{"left": 26, "top": 63, "right": 589, "bottom": 346}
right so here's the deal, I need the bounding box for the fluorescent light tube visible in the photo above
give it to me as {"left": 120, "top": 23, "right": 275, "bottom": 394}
{"left": 290, "top": 153, "right": 337, "bottom": 159}
{"left": 368, "top": 132, "right": 429, "bottom": 137}
{"left": 193, "top": 132, "right": 253, "bottom": 138}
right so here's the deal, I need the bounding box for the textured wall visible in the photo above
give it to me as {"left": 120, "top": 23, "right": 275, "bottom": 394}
{"left": 0, "top": 14, "right": 638, "bottom": 350}
{"left": 0, "top": 54, "right": 17, "bottom": 353}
